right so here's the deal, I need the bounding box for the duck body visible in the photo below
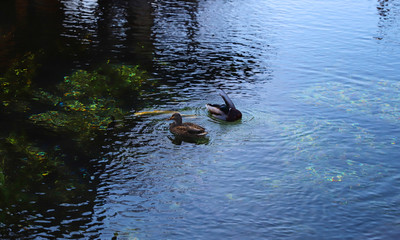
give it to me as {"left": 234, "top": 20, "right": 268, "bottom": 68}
{"left": 168, "top": 113, "right": 207, "bottom": 138}
{"left": 206, "top": 89, "right": 242, "bottom": 121}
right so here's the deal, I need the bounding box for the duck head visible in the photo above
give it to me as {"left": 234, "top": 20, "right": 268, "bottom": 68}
{"left": 168, "top": 113, "right": 183, "bottom": 125}
{"left": 226, "top": 108, "right": 242, "bottom": 121}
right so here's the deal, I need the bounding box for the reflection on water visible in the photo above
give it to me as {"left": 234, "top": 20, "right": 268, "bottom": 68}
{"left": 62, "top": 0, "right": 99, "bottom": 43}
{"left": 0, "top": 0, "right": 63, "bottom": 73}
{"left": 61, "top": 0, "right": 154, "bottom": 68}
{"left": 376, "top": 0, "right": 400, "bottom": 42}
{"left": 152, "top": 0, "right": 275, "bottom": 88}
{"left": 0, "top": 0, "right": 154, "bottom": 73}
{"left": 1, "top": 0, "right": 400, "bottom": 239}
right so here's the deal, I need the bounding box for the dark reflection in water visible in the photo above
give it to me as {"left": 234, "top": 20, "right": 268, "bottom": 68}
{"left": 60, "top": 0, "right": 154, "bottom": 70}
{"left": 0, "top": 0, "right": 154, "bottom": 76}
{"left": 152, "top": 0, "right": 275, "bottom": 89}
{"left": 376, "top": 0, "right": 400, "bottom": 42}
{"left": 1, "top": 0, "right": 400, "bottom": 239}
{"left": 0, "top": 0, "right": 63, "bottom": 73}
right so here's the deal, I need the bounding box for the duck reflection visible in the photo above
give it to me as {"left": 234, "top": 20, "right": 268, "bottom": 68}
{"left": 168, "top": 135, "right": 209, "bottom": 145}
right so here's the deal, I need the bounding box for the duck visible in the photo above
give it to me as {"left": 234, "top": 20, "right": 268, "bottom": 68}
{"left": 206, "top": 89, "right": 242, "bottom": 121}
{"left": 168, "top": 113, "right": 207, "bottom": 138}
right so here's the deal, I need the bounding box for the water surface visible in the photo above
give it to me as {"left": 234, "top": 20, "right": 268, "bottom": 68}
{"left": 1, "top": 0, "right": 400, "bottom": 239}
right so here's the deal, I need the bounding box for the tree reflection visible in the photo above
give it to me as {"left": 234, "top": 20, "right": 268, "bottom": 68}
{"left": 0, "top": 0, "right": 154, "bottom": 74}
{"left": 151, "top": 0, "right": 275, "bottom": 89}
{"left": 0, "top": 0, "right": 63, "bottom": 73}
{"left": 59, "top": 0, "right": 154, "bottom": 68}
{"left": 376, "top": 0, "right": 400, "bottom": 41}
{"left": 96, "top": 0, "right": 154, "bottom": 66}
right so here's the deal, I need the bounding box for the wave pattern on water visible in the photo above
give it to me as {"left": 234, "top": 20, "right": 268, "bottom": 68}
{"left": 151, "top": 0, "right": 276, "bottom": 88}
{"left": 2, "top": 0, "right": 400, "bottom": 239}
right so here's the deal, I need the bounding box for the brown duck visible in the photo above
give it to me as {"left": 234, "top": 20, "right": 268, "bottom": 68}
{"left": 168, "top": 113, "right": 207, "bottom": 138}
{"left": 206, "top": 89, "right": 242, "bottom": 121}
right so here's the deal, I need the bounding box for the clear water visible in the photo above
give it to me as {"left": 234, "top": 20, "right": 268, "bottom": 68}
{"left": 2, "top": 0, "right": 400, "bottom": 239}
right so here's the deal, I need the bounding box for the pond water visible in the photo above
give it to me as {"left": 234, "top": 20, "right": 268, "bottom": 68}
{"left": 1, "top": 0, "right": 400, "bottom": 239}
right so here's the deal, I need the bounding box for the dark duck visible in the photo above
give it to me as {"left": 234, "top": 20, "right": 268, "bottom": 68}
{"left": 206, "top": 89, "right": 242, "bottom": 121}
{"left": 168, "top": 113, "right": 208, "bottom": 138}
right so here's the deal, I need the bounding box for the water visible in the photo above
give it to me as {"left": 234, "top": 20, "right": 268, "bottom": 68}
{"left": 1, "top": 0, "right": 400, "bottom": 239}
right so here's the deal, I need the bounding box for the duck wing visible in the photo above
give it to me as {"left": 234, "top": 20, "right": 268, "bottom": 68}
{"left": 183, "top": 123, "right": 207, "bottom": 135}
{"left": 171, "top": 125, "right": 201, "bottom": 135}
{"left": 219, "top": 89, "right": 236, "bottom": 109}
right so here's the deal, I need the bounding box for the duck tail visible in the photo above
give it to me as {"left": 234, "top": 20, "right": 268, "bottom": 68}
{"left": 197, "top": 131, "right": 208, "bottom": 136}
{"left": 205, "top": 104, "right": 225, "bottom": 115}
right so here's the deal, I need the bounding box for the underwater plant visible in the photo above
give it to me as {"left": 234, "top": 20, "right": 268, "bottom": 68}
{"left": 0, "top": 52, "right": 157, "bottom": 211}
{"left": 0, "top": 51, "right": 42, "bottom": 111}
{"left": 29, "top": 63, "right": 154, "bottom": 142}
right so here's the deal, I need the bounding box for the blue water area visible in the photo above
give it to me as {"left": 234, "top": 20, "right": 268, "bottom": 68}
{"left": 1, "top": 0, "right": 400, "bottom": 239}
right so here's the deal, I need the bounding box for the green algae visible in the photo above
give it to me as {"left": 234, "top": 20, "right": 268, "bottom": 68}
{"left": 27, "top": 63, "right": 154, "bottom": 141}
{"left": 0, "top": 132, "right": 64, "bottom": 203}
{"left": 0, "top": 51, "right": 43, "bottom": 111}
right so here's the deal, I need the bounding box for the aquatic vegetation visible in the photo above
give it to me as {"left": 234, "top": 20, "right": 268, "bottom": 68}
{"left": 0, "top": 133, "right": 63, "bottom": 203}
{"left": 0, "top": 132, "right": 95, "bottom": 236}
{"left": 0, "top": 52, "right": 157, "bottom": 211}
{"left": 0, "top": 51, "right": 42, "bottom": 111}
{"left": 59, "top": 64, "right": 151, "bottom": 104}
{"left": 7, "top": 62, "right": 152, "bottom": 140}
{"left": 299, "top": 80, "right": 400, "bottom": 124}
{"left": 1, "top": 51, "right": 155, "bottom": 140}
{"left": 29, "top": 109, "right": 119, "bottom": 140}
{"left": 250, "top": 109, "right": 388, "bottom": 188}
{"left": 28, "top": 63, "right": 154, "bottom": 141}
